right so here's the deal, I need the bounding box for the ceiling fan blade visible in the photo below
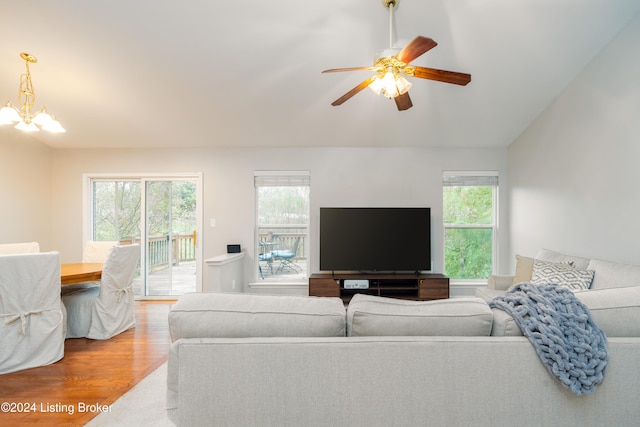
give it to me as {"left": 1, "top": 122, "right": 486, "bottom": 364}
{"left": 411, "top": 66, "right": 471, "bottom": 86}
{"left": 394, "top": 92, "right": 413, "bottom": 111}
{"left": 322, "top": 66, "right": 378, "bottom": 73}
{"left": 330, "top": 76, "right": 378, "bottom": 106}
{"left": 395, "top": 36, "right": 437, "bottom": 64}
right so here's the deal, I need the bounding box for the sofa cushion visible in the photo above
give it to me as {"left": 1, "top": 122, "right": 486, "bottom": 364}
{"left": 575, "top": 287, "right": 640, "bottom": 337}
{"left": 530, "top": 259, "right": 594, "bottom": 291}
{"left": 169, "top": 292, "right": 346, "bottom": 341}
{"left": 490, "top": 307, "right": 524, "bottom": 336}
{"left": 475, "top": 287, "right": 504, "bottom": 303}
{"left": 536, "top": 248, "right": 591, "bottom": 270}
{"left": 587, "top": 258, "right": 640, "bottom": 290}
{"left": 346, "top": 294, "right": 493, "bottom": 337}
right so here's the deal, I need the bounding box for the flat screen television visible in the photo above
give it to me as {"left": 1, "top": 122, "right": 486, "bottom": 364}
{"left": 319, "top": 207, "right": 431, "bottom": 272}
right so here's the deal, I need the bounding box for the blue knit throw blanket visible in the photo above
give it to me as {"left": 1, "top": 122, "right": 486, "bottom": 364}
{"left": 489, "top": 283, "right": 608, "bottom": 395}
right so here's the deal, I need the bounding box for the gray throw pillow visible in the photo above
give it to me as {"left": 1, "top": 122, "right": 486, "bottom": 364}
{"left": 530, "top": 259, "right": 594, "bottom": 291}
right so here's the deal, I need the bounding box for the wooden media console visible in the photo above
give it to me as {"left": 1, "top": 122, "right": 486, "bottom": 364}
{"left": 309, "top": 273, "right": 449, "bottom": 303}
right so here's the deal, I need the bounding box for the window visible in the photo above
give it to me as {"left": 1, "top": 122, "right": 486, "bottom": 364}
{"left": 442, "top": 172, "right": 498, "bottom": 281}
{"left": 255, "top": 172, "right": 310, "bottom": 283}
{"left": 91, "top": 180, "right": 141, "bottom": 242}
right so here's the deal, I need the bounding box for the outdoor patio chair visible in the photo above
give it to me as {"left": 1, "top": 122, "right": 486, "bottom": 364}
{"left": 272, "top": 237, "right": 301, "bottom": 273}
{"left": 258, "top": 241, "right": 274, "bottom": 279}
{"left": 62, "top": 244, "right": 140, "bottom": 339}
{"left": 0, "top": 251, "right": 65, "bottom": 374}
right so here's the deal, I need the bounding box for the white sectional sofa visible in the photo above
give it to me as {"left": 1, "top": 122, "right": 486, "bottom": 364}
{"left": 167, "top": 281, "right": 640, "bottom": 426}
{"left": 476, "top": 249, "right": 640, "bottom": 337}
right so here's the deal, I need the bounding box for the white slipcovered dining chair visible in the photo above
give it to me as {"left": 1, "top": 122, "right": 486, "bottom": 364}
{"left": 83, "top": 240, "right": 118, "bottom": 263}
{"left": 0, "top": 241, "right": 40, "bottom": 254}
{"left": 0, "top": 252, "right": 65, "bottom": 374}
{"left": 62, "top": 244, "right": 140, "bottom": 340}
{"left": 61, "top": 240, "right": 120, "bottom": 294}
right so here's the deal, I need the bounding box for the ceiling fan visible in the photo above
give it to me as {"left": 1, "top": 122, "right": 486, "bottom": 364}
{"left": 322, "top": 0, "right": 471, "bottom": 111}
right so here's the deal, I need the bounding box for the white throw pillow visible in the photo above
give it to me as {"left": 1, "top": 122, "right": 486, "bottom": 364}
{"left": 530, "top": 259, "right": 594, "bottom": 291}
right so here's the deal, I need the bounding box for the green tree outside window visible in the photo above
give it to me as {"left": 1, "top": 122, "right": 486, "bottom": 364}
{"left": 443, "top": 184, "right": 495, "bottom": 280}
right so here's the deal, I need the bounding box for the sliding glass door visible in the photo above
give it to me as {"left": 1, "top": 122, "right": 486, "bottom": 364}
{"left": 144, "top": 179, "right": 197, "bottom": 296}
{"left": 86, "top": 174, "right": 202, "bottom": 297}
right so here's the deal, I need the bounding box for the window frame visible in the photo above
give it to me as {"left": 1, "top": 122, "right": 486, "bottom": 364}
{"left": 442, "top": 171, "right": 499, "bottom": 284}
{"left": 253, "top": 171, "right": 310, "bottom": 285}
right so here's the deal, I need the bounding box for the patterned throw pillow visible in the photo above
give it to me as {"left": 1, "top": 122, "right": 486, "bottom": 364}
{"left": 530, "top": 259, "right": 595, "bottom": 291}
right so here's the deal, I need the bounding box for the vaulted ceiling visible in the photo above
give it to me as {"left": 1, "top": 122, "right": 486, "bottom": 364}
{"left": 1, "top": 1, "right": 639, "bottom": 149}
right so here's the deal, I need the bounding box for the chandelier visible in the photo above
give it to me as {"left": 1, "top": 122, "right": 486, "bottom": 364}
{"left": 0, "top": 53, "right": 65, "bottom": 133}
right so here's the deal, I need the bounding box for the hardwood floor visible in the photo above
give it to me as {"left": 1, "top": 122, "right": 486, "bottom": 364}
{"left": 0, "top": 301, "right": 174, "bottom": 426}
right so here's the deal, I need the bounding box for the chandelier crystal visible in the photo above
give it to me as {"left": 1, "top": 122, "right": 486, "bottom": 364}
{"left": 0, "top": 53, "right": 65, "bottom": 133}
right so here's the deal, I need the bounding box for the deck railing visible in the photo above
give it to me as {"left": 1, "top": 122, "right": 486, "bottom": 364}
{"left": 258, "top": 225, "right": 307, "bottom": 260}
{"left": 120, "top": 233, "right": 195, "bottom": 270}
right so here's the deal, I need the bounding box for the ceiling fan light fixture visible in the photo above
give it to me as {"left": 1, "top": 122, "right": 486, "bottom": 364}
{"left": 368, "top": 78, "right": 384, "bottom": 96}
{"left": 380, "top": 71, "right": 399, "bottom": 98}
{"left": 369, "top": 69, "right": 412, "bottom": 99}
{"left": 394, "top": 74, "right": 412, "bottom": 95}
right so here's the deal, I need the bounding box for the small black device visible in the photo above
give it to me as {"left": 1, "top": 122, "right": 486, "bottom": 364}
{"left": 227, "top": 244, "right": 241, "bottom": 254}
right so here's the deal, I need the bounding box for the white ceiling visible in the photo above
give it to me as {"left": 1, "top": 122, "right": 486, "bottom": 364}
{"left": 1, "top": 0, "right": 639, "bottom": 149}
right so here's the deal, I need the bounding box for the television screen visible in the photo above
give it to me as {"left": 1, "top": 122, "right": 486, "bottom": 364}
{"left": 319, "top": 207, "right": 431, "bottom": 272}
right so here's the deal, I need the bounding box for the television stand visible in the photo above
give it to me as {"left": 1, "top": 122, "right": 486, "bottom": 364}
{"left": 308, "top": 273, "right": 449, "bottom": 303}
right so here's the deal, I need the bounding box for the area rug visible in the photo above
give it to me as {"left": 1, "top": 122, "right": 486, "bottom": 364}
{"left": 86, "top": 362, "right": 173, "bottom": 426}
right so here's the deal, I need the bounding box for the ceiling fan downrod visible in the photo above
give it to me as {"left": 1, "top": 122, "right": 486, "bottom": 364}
{"left": 384, "top": 0, "right": 398, "bottom": 49}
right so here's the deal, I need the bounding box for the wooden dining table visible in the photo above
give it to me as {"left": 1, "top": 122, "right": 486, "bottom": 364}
{"left": 60, "top": 263, "right": 103, "bottom": 285}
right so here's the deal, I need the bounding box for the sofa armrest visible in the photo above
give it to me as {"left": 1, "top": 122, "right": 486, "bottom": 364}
{"left": 487, "top": 275, "right": 514, "bottom": 290}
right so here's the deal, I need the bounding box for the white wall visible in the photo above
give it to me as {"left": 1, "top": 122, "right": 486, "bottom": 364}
{"left": 49, "top": 146, "right": 508, "bottom": 292}
{"left": 507, "top": 12, "right": 640, "bottom": 268}
{"left": 0, "top": 132, "right": 52, "bottom": 248}
{"left": 5, "top": 13, "right": 638, "bottom": 292}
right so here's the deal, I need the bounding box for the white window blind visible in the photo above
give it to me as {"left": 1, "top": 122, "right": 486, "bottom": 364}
{"left": 442, "top": 174, "right": 498, "bottom": 187}
{"left": 254, "top": 172, "right": 310, "bottom": 187}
